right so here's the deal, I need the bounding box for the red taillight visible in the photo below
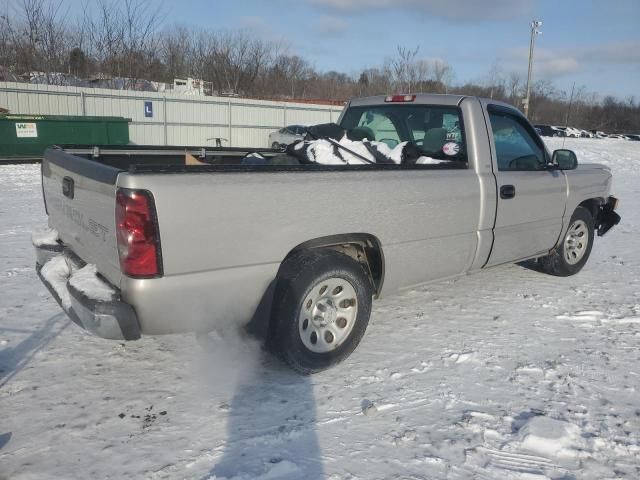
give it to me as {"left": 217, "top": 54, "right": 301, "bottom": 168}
{"left": 115, "top": 188, "right": 162, "bottom": 278}
{"left": 385, "top": 94, "right": 416, "bottom": 103}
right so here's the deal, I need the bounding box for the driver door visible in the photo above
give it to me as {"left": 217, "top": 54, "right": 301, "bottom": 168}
{"left": 485, "top": 106, "right": 567, "bottom": 266}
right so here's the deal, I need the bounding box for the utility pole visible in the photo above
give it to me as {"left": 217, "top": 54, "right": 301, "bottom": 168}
{"left": 523, "top": 20, "right": 542, "bottom": 119}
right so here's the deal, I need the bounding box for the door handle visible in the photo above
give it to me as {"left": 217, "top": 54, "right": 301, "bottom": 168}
{"left": 500, "top": 184, "right": 516, "bottom": 199}
{"left": 62, "top": 176, "right": 74, "bottom": 199}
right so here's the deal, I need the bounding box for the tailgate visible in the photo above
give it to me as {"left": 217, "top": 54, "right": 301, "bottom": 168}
{"left": 42, "top": 148, "right": 123, "bottom": 286}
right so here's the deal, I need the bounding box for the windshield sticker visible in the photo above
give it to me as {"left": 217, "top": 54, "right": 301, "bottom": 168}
{"left": 442, "top": 142, "right": 460, "bottom": 156}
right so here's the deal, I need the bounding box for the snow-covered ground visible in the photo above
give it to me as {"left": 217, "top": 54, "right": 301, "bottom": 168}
{"left": 1, "top": 138, "right": 639, "bottom": 480}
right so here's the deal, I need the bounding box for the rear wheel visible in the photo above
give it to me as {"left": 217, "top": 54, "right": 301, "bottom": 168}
{"left": 271, "top": 142, "right": 280, "bottom": 149}
{"left": 538, "top": 206, "right": 594, "bottom": 276}
{"left": 269, "top": 249, "right": 373, "bottom": 374}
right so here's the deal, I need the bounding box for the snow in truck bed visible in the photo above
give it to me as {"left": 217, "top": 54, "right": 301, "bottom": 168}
{"left": 0, "top": 138, "right": 639, "bottom": 480}
{"left": 298, "top": 136, "right": 446, "bottom": 165}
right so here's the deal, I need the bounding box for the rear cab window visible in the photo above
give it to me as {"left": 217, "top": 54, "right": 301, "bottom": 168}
{"left": 340, "top": 104, "right": 468, "bottom": 165}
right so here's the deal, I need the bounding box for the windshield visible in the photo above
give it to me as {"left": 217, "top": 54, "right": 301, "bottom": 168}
{"left": 340, "top": 104, "right": 467, "bottom": 163}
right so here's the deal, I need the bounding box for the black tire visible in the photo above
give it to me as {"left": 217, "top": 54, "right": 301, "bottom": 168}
{"left": 269, "top": 249, "right": 373, "bottom": 374}
{"left": 271, "top": 142, "right": 280, "bottom": 149}
{"left": 538, "top": 206, "right": 595, "bottom": 276}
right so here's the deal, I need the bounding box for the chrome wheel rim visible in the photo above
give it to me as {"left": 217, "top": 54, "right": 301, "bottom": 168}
{"left": 298, "top": 277, "right": 358, "bottom": 353}
{"left": 564, "top": 219, "right": 589, "bottom": 265}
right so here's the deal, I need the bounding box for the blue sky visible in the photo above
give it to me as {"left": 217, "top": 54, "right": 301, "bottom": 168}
{"left": 72, "top": 0, "right": 640, "bottom": 99}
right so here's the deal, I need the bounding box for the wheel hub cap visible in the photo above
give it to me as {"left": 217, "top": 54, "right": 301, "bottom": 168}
{"left": 564, "top": 219, "right": 588, "bottom": 265}
{"left": 312, "top": 298, "right": 338, "bottom": 327}
{"left": 298, "top": 277, "right": 358, "bottom": 353}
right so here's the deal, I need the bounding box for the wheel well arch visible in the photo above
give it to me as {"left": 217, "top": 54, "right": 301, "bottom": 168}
{"left": 553, "top": 197, "right": 605, "bottom": 252}
{"left": 283, "top": 233, "right": 385, "bottom": 297}
{"left": 578, "top": 197, "right": 604, "bottom": 219}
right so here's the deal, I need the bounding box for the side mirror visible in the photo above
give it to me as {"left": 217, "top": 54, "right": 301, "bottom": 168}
{"left": 552, "top": 149, "right": 578, "bottom": 170}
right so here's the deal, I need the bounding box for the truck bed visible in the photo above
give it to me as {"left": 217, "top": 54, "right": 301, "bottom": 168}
{"left": 49, "top": 144, "right": 467, "bottom": 174}
{"left": 41, "top": 143, "right": 483, "bottom": 335}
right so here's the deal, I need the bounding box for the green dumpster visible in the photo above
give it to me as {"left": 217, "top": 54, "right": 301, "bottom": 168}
{"left": 0, "top": 115, "right": 130, "bottom": 162}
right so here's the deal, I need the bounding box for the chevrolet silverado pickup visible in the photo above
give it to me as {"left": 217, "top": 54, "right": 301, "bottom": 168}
{"left": 33, "top": 94, "right": 620, "bottom": 373}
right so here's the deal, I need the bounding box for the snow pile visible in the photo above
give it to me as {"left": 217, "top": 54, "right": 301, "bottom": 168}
{"left": 39, "top": 256, "right": 71, "bottom": 309}
{"left": 294, "top": 136, "right": 445, "bottom": 165}
{"left": 31, "top": 228, "right": 58, "bottom": 247}
{"left": 68, "top": 264, "right": 116, "bottom": 302}
{"left": 40, "top": 259, "right": 116, "bottom": 308}
{"left": 517, "top": 416, "right": 585, "bottom": 465}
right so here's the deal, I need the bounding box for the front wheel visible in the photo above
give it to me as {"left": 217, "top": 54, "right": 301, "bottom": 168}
{"left": 538, "top": 206, "right": 595, "bottom": 276}
{"left": 269, "top": 249, "right": 373, "bottom": 374}
{"left": 271, "top": 142, "right": 281, "bottom": 149}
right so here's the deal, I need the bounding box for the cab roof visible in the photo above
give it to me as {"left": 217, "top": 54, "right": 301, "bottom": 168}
{"left": 348, "top": 93, "right": 465, "bottom": 107}
{"left": 348, "top": 94, "right": 520, "bottom": 114}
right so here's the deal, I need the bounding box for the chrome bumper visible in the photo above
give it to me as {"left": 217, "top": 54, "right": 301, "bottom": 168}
{"left": 33, "top": 233, "right": 140, "bottom": 341}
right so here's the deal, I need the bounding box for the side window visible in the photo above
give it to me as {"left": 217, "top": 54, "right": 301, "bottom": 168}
{"left": 489, "top": 111, "right": 545, "bottom": 171}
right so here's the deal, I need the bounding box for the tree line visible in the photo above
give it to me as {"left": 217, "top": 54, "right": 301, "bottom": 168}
{"left": 0, "top": 0, "right": 638, "bottom": 133}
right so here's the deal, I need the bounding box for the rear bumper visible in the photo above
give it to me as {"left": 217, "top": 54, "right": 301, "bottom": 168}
{"left": 33, "top": 231, "right": 140, "bottom": 341}
{"left": 596, "top": 196, "right": 621, "bottom": 236}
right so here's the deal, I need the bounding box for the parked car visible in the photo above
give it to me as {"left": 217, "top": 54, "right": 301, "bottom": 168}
{"left": 590, "top": 130, "right": 608, "bottom": 139}
{"left": 579, "top": 129, "right": 594, "bottom": 138}
{"left": 534, "top": 124, "right": 565, "bottom": 137}
{"left": 555, "top": 126, "right": 582, "bottom": 138}
{"left": 608, "top": 134, "right": 629, "bottom": 140}
{"left": 268, "top": 125, "right": 308, "bottom": 148}
{"left": 33, "top": 94, "right": 621, "bottom": 373}
{"left": 626, "top": 134, "right": 640, "bottom": 141}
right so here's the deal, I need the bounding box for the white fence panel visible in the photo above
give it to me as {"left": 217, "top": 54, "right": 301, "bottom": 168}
{"left": 286, "top": 106, "right": 335, "bottom": 126}
{"left": 0, "top": 82, "right": 344, "bottom": 148}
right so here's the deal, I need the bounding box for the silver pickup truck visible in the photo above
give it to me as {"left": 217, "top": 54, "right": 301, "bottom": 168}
{"left": 33, "top": 94, "right": 620, "bottom": 373}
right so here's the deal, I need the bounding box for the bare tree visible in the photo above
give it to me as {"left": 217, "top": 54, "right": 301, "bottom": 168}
{"left": 355, "top": 67, "right": 392, "bottom": 97}
{"left": 507, "top": 72, "right": 522, "bottom": 105}
{"left": 1, "top": 0, "right": 71, "bottom": 81}
{"left": 412, "top": 59, "right": 430, "bottom": 93}
{"left": 120, "top": 0, "right": 163, "bottom": 85}
{"left": 388, "top": 45, "right": 419, "bottom": 92}
{"left": 82, "top": 1, "right": 125, "bottom": 77}
{"left": 486, "top": 62, "right": 505, "bottom": 99}
{"left": 201, "top": 31, "right": 279, "bottom": 95}
{"left": 267, "top": 54, "right": 313, "bottom": 98}
{"left": 81, "top": 0, "right": 163, "bottom": 85}
{"left": 432, "top": 60, "right": 452, "bottom": 93}
{"left": 161, "top": 25, "right": 192, "bottom": 81}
